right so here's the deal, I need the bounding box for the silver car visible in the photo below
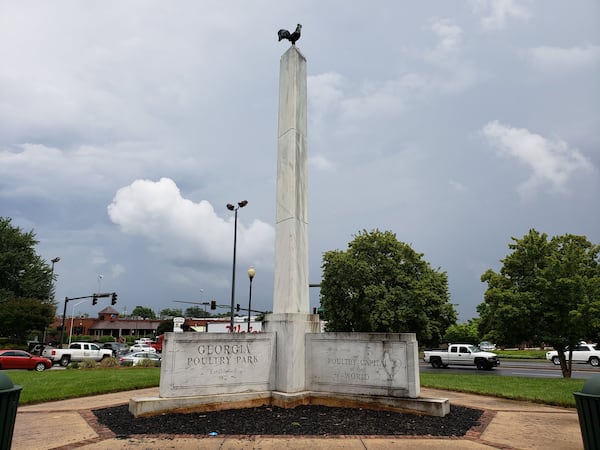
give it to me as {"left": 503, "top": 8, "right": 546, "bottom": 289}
{"left": 119, "top": 351, "right": 161, "bottom": 366}
{"left": 479, "top": 341, "right": 497, "bottom": 351}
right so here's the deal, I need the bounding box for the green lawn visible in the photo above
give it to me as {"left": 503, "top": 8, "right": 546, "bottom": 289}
{"left": 5, "top": 365, "right": 585, "bottom": 409}
{"left": 495, "top": 349, "right": 547, "bottom": 360}
{"left": 420, "top": 372, "right": 584, "bottom": 408}
{"left": 6, "top": 368, "right": 160, "bottom": 405}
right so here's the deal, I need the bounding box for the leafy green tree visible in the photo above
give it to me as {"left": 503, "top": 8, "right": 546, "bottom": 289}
{"left": 443, "top": 319, "right": 480, "bottom": 344}
{"left": 255, "top": 311, "right": 271, "bottom": 322}
{"left": 185, "top": 306, "right": 211, "bottom": 317}
{"left": 0, "top": 217, "right": 56, "bottom": 341}
{"left": 159, "top": 308, "right": 183, "bottom": 318}
{"left": 131, "top": 306, "right": 156, "bottom": 319}
{"left": 156, "top": 320, "right": 174, "bottom": 335}
{"left": 320, "top": 229, "right": 457, "bottom": 346}
{"left": 0, "top": 217, "right": 54, "bottom": 301}
{"left": 479, "top": 229, "right": 600, "bottom": 378}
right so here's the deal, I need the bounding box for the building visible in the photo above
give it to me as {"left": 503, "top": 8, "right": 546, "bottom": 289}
{"left": 48, "top": 308, "right": 263, "bottom": 343}
{"left": 49, "top": 306, "right": 163, "bottom": 342}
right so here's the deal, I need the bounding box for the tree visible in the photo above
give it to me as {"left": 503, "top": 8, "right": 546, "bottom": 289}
{"left": 320, "top": 229, "right": 457, "bottom": 346}
{"left": 0, "top": 217, "right": 56, "bottom": 341}
{"left": 159, "top": 308, "right": 183, "bottom": 318}
{"left": 443, "top": 319, "right": 480, "bottom": 344}
{"left": 185, "top": 306, "right": 210, "bottom": 317}
{"left": 0, "top": 217, "right": 54, "bottom": 301}
{"left": 255, "top": 311, "right": 271, "bottom": 322}
{"left": 156, "top": 320, "right": 174, "bottom": 335}
{"left": 131, "top": 306, "right": 156, "bottom": 319}
{"left": 478, "top": 229, "right": 600, "bottom": 378}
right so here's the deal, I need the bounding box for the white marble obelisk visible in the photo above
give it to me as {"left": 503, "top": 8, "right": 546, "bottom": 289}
{"left": 265, "top": 45, "right": 319, "bottom": 394}
{"left": 273, "top": 45, "right": 309, "bottom": 314}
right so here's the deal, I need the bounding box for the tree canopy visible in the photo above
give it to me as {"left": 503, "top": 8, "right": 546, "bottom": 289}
{"left": 478, "top": 229, "right": 600, "bottom": 377}
{"left": 319, "top": 229, "right": 456, "bottom": 346}
{"left": 443, "top": 319, "right": 480, "bottom": 345}
{"left": 131, "top": 305, "right": 156, "bottom": 319}
{"left": 159, "top": 308, "right": 183, "bottom": 318}
{"left": 0, "top": 217, "right": 56, "bottom": 341}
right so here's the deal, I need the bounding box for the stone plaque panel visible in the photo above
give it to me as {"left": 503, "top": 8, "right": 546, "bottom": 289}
{"left": 306, "top": 332, "right": 420, "bottom": 398}
{"left": 159, "top": 332, "right": 275, "bottom": 398}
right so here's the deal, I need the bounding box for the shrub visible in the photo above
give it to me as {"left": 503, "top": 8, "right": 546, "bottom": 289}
{"left": 80, "top": 359, "right": 97, "bottom": 369}
{"left": 137, "top": 359, "right": 161, "bottom": 368}
{"left": 68, "top": 362, "right": 80, "bottom": 369}
{"left": 99, "top": 357, "right": 119, "bottom": 368}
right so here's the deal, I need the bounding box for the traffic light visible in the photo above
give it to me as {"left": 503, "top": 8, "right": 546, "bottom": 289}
{"left": 210, "top": 300, "right": 216, "bottom": 310}
{"left": 92, "top": 294, "right": 98, "bottom": 305}
{"left": 236, "top": 304, "right": 240, "bottom": 312}
{"left": 111, "top": 292, "right": 117, "bottom": 305}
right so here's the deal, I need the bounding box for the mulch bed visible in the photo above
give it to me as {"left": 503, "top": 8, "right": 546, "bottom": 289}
{"left": 93, "top": 404, "right": 484, "bottom": 437}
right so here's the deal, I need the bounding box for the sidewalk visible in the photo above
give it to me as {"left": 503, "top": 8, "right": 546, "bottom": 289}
{"left": 12, "top": 387, "right": 583, "bottom": 450}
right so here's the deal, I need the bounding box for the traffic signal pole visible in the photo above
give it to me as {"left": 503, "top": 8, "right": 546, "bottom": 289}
{"left": 58, "top": 292, "right": 115, "bottom": 347}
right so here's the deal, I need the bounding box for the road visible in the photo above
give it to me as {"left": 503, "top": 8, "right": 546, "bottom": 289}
{"left": 419, "top": 360, "right": 598, "bottom": 379}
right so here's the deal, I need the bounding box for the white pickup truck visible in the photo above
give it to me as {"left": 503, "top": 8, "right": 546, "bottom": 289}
{"left": 424, "top": 344, "right": 500, "bottom": 370}
{"left": 546, "top": 343, "right": 600, "bottom": 367}
{"left": 42, "top": 342, "right": 113, "bottom": 367}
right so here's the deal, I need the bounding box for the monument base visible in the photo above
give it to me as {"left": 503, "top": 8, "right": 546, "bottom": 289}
{"left": 263, "top": 313, "right": 320, "bottom": 393}
{"left": 129, "top": 390, "right": 449, "bottom": 418}
{"left": 133, "top": 330, "right": 450, "bottom": 418}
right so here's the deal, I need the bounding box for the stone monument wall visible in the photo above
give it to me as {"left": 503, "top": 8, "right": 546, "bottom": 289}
{"left": 159, "top": 332, "right": 275, "bottom": 398}
{"left": 306, "top": 332, "right": 420, "bottom": 398}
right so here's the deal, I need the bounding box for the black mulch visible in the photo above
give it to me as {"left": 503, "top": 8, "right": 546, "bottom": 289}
{"left": 93, "top": 404, "right": 484, "bottom": 437}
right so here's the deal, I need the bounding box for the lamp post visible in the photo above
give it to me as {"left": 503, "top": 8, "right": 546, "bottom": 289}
{"left": 47, "top": 257, "right": 60, "bottom": 345}
{"left": 227, "top": 200, "right": 248, "bottom": 332}
{"left": 247, "top": 266, "right": 255, "bottom": 332}
{"left": 49, "top": 257, "right": 60, "bottom": 300}
{"left": 68, "top": 299, "right": 88, "bottom": 345}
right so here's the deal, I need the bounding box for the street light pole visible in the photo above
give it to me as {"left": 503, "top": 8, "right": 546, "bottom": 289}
{"left": 227, "top": 200, "right": 248, "bottom": 332}
{"left": 68, "top": 299, "right": 88, "bottom": 345}
{"left": 47, "top": 257, "right": 60, "bottom": 346}
{"left": 50, "top": 257, "right": 60, "bottom": 299}
{"left": 247, "top": 266, "right": 255, "bottom": 332}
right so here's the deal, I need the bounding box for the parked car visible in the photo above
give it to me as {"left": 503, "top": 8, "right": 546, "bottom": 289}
{"left": 119, "top": 352, "right": 161, "bottom": 366}
{"left": 479, "top": 341, "right": 497, "bottom": 351}
{"left": 42, "top": 342, "right": 113, "bottom": 367}
{"left": 129, "top": 343, "right": 157, "bottom": 353}
{"left": 102, "top": 342, "right": 129, "bottom": 356}
{"left": 0, "top": 349, "right": 53, "bottom": 371}
{"left": 424, "top": 344, "right": 499, "bottom": 370}
{"left": 134, "top": 337, "right": 153, "bottom": 345}
{"left": 546, "top": 343, "right": 600, "bottom": 367}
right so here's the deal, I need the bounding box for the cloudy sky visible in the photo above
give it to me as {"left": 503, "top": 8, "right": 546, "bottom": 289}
{"left": 1, "top": 1, "right": 598, "bottom": 322}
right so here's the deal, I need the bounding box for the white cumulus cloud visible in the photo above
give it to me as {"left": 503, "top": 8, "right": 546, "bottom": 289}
{"left": 107, "top": 178, "right": 274, "bottom": 267}
{"left": 482, "top": 121, "right": 593, "bottom": 199}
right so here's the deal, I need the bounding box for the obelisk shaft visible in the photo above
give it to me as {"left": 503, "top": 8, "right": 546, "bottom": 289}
{"left": 273, "top": 46, "right": 308, "bottom": 314}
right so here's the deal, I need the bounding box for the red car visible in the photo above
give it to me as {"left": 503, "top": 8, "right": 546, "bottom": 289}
{"left": 0, "top": 349, "right": 52, "bottom": 371}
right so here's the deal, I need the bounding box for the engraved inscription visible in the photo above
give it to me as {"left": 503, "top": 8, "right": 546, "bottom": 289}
{"left": 186, "top": 343, "right": 259, "bottom": 368}
{"left": 327, "top": 357, "right": 391, "bottom": 382}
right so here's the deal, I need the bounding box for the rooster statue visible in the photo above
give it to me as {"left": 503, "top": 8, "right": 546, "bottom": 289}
{"left": 278, "top": 24, "right": 302, "bottom": 45}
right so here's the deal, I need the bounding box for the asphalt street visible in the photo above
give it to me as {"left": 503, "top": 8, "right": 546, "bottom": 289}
{"left": 419, "top": 359, "right": 598, "bottom": 379}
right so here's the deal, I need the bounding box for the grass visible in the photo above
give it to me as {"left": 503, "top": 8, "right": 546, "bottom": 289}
{"left": 4, "top": 365, "right": 584, "bottom": 409}
{"left": 420, "top": 372, "right": 584, "bottom": 408}
{"left": 6, "top": 367, "right": 160, "bottom": 405}
{"left": 495, "top": 349, "right": 547, "bottom": 360}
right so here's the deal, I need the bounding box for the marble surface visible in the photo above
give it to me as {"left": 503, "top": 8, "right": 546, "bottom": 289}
{"left": 307, "top": 333, "right": 421, "bottom": 398}
{"left": 159, "top": 332, "right": 275, "bottom": 397}
{"left": 274, "top": 45, "right": 309, "bottom": 315}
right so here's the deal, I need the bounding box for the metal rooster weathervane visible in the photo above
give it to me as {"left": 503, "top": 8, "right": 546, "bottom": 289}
{"left": 278, "top": 24, "right": 302, "bottom": 45}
